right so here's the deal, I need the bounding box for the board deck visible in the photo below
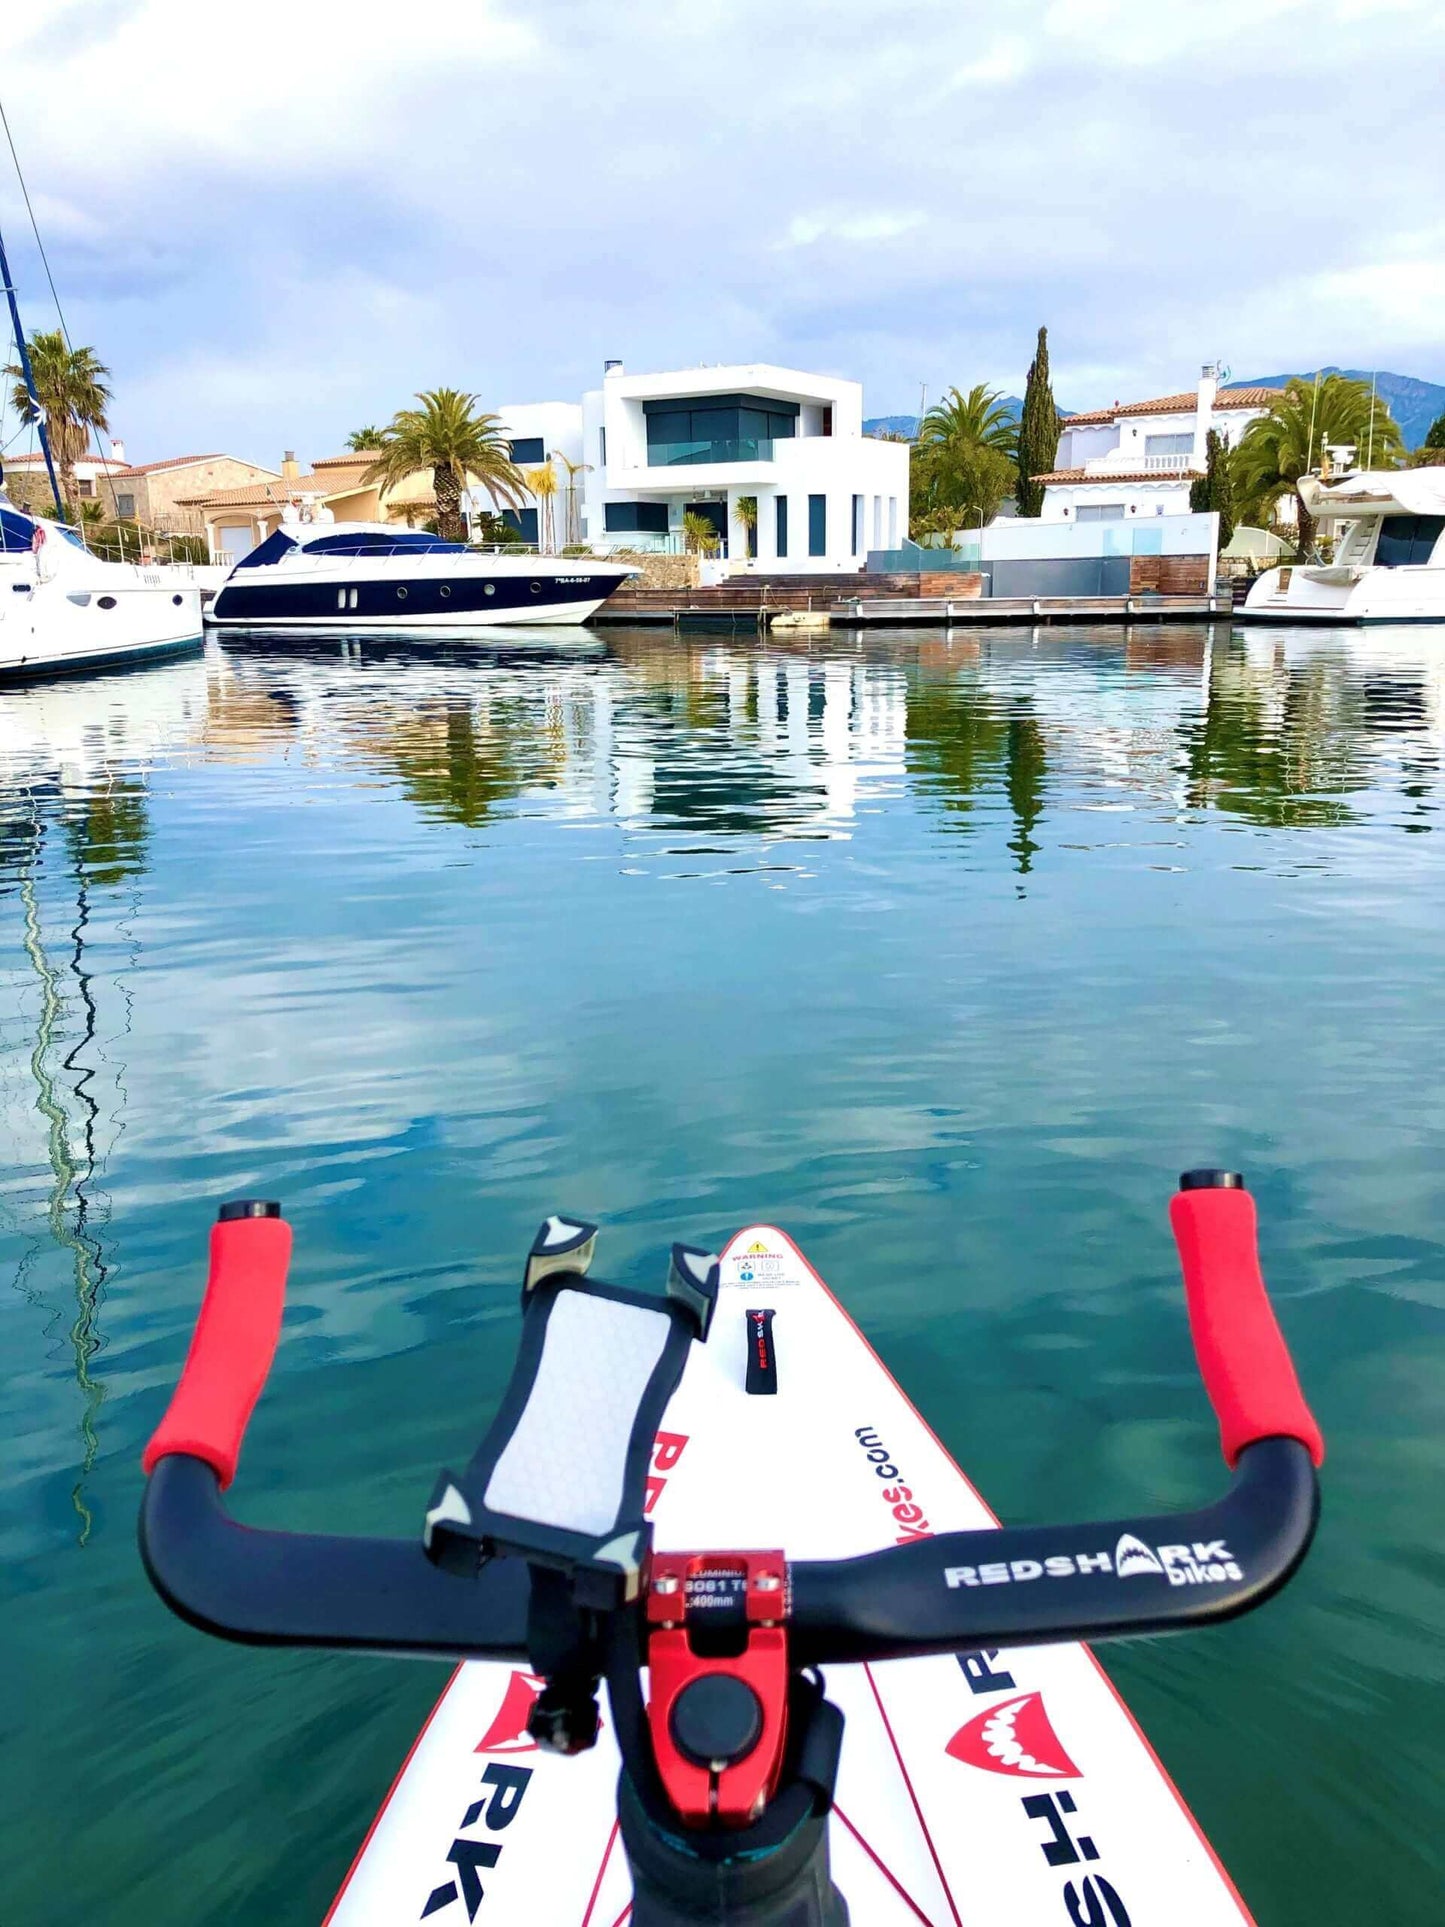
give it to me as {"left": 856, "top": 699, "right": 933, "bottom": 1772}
{"left": 326, "top": 1226, "right": 1254, "bottom": 1926}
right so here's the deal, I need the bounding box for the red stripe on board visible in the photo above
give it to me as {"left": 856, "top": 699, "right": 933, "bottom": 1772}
{"left": 833, "top": 1802, "right": 940, "bottom": 1925}
{"left": 322, "top": 1664, "right": 464, "bottom": 1926}
{"left": 1080, "top": 1646, "right": 1256, "bottom": 1923}
{"left": 607, "top": 1909, "right": 632, "bottom": 1927}
{"left": 579, "top": 1816, "right": 621, "bottom": 1927}
{"left": 864, "top": 1664, "right": 964, "bottom": 1927}
{"left": 726, "top": 1226, "right": 1002, "bottom": 1526}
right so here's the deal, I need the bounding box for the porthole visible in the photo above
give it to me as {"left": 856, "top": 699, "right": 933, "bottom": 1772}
{"left": 484, "top": 584, "right": 495, "bottom": 597}
{"left": 97, "top": 595, "right": 117, "bottom": 610}
{"left": 440, "top": 585, "right": 451, "bottom": 598}
{"left": 397, "top": 586, "right": 408, "bottom": 599}
{"left": 529, "top": 581, "right": 542, "bottom": 594}
{"left": 173, "top": 594, "right": 183, "bottom": 605}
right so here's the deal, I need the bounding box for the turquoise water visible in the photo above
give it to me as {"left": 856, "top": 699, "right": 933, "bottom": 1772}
{"left": 1, "top": 623, "right": 1441, "bottom": 1924}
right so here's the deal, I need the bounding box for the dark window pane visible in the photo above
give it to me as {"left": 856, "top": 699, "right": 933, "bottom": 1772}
{"left": 852, "top": 493, "right": 863, "bottom": 555}
{"left": 776, "top": 496, "right": 788, "bottom": 558}
{"left": 1376, "top": 514, "right": 1445, "bottom": 567}
{"left": 508, "top": 437, "right": 544, "bottom": 464}
{"left": 501, "top": 507, "right": 539, "bottom": 545}
{"left": 808, "top": 493, "right": 826, "bottom": 556}
{"left": 605, "top": 501, "right": 669, "bottom": 533}
{"left": 645, "top": 411, "right": 691, "bottom": 446}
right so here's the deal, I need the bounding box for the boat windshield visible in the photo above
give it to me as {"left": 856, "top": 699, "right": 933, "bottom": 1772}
{"left": 231, "top": 530, "right": 299, "bottom": 570}
{"left": 0, "top": 506, "right": 38, "bottom": 552}
{"left": 298, "top": 531, "right": 468, "bottom": 556}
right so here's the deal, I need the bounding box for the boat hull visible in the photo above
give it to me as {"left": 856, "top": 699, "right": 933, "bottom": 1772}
{"left": 207, "top": 571, "right": 627, "bottom": 630}
{"left": 1241, "top": 564, "right": 1445, "bottom": 625}
{"left": 0, "top": 577, "right": 204, "bottom": 679}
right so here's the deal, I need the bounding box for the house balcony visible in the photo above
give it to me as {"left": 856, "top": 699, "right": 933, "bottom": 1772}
{"left": 645, "top": 437, "right": 775, "bottom": 468}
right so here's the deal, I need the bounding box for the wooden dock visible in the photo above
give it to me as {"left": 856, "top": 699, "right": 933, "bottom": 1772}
{"left": 593, "top": 586, "right": 1234, "bottom": 628}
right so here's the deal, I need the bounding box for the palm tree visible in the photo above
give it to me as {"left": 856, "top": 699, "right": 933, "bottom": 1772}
{"left": 911, "top": 383, "right": 1018, "bottom": 537}
{"left": 916, "top": 384, "right": 1017, "bottom": 458}
{"left": 682, "top": 510, "right": 721, "bottom": 557}
{"left": 1232, "top": 375, "right": 1403, "bottom": 556}
{"left": 733, "top": 494, "right": 758, "bottom": 559}
{"left": 345, "top": 425, "right": 385, "bottom": 450}
{"left": 4, "top": 330, "right": 112, "bottom": 523}
{"left": 524, "top": 461, "right": 559, "bottom": 554}
{"left": 363, "top": 389, "right": 525, "bottom": 544}
{"left": 553, "top": 453, "right": 592, "bottom": 547}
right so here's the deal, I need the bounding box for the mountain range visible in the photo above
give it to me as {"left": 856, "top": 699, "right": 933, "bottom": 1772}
{"left": 865, "top": 370, "right": 1444, "bottom": 449}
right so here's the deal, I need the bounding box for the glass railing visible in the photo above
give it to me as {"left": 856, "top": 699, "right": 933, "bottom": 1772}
{"left": 644, "top": 438, "right": 774, "bottom": 467}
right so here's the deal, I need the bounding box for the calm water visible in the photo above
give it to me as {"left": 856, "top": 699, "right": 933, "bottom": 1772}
{"left": 1, "top": 623, "right": 1442, "bottom": 1924}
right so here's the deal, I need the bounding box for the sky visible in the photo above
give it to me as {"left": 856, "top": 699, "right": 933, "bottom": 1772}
{"left": 1, "top": 0, "right": 1442, "bottom": 466}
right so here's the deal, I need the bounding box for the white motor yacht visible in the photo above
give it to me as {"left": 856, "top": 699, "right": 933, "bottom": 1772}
{"left": 0, "top": 498, "right": 205, "bottom": 680}
{"left": 205, "top": 522, "right": 638, "bottom": 631}
{"left": 1242, "top": 468, "right": 1445, "bottom": 624}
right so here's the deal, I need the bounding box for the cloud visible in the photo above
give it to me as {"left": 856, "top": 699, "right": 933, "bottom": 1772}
{"left": 777, "top": 211, "right": 927, "bottom": 249}
{"left": 0, "top": 0, "right": 1441, "bottom": 458}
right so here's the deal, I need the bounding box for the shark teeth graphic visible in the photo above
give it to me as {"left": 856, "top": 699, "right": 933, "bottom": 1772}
{"left": 946, "top": 1692, "right": 1081, "bottom": 1779}
{"left": 1114, "top": 1532, "right": 1165, "bottom": 1579}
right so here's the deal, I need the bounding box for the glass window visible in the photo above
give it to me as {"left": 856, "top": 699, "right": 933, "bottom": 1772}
{"left": 116, "top": 492, "right": 136, "bottom": 520}
{"left": 776, "top": 496, "right": 788, "bottom": 558}
{"left": 508, "top": 437, "right": 545, "bottom": 465}
{"left": 808, "top": 493, "right": 826, "bottom": 556}
{"left": 232, "top": 529, "right": 298, "bottom": 570}
{"left": 501, "top": 507, "right": 540, "bottom": 546}
{"left": 852, "top": 494, "right": 863, "bottom": 556}
{"left": 1144, "top": 433, "right": 1194, "bottom": 457}
{"left": 302, "top": 531, "right": 465, "bottom": 555}
{"left": 599, "top": 427, "right": 607, "bottom": 466}
{"left": 1076, "top": 504, "right": 1126, "bottom": 522}
{"left": 644, "top": 411, "right": 691, "bottom": 446}
{"left": 604, "top": 501, "right": 669, "bottom": 533}
{"left": 1375, "top": 514, "right": 1445, "bottom": 568}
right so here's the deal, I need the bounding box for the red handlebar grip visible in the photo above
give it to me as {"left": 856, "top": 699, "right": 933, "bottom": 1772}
{"left": 142, "top": 1213, "right": 292, "bottom": 1488}
{"left": 1169, "top": 1185, "right": 1323, "bottom": 1468}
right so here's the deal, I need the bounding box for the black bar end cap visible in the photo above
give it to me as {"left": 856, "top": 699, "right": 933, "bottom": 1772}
{"left": 1178, "top": 1169, "right": 1245, "bottom": 1192}
{"left": 217, "top": 1199, "right": 282, "bottom": 1222}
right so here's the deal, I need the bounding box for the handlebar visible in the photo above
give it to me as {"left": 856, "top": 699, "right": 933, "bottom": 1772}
{"left": 140, "top": 1175, "right": 1322, "bottom": 1669}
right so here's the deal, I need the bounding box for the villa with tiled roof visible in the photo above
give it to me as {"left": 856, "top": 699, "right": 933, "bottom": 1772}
{"left": 1036, "top": 367, "right": 1284, "bottom": 523}
{"left": 180, "top": 450, "right": 469, "bottom": 561}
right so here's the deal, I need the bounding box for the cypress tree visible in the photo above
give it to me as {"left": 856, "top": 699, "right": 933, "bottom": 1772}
{"left": 1189, "top": 429, "right": 1236, "bottom": 550}
{"left": 1015, "top": 326, "right": 1059, "bottom": 518}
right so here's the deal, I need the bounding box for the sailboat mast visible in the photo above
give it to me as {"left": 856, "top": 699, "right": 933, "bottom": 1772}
{"left": 0, "top": 217, "right": 65, "bottom": 518}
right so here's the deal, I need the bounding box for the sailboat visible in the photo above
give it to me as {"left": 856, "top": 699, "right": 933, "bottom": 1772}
{"left": 1, "top": 209, "right": 204, "bottom": 678}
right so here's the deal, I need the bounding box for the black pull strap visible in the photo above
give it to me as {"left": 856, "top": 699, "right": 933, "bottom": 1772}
{"left": 746, "top": 1308, "right": 778, "bottom": 1395}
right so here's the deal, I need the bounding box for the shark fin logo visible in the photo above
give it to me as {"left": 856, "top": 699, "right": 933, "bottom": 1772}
{"left": 947, "top": 1692, "right": 1081, "bottom": 1779}
{"left": 475, "top": 1671, "right": 544, "bottom": 1753}
{"left": 1113, "top": 1533, "right": 1165, "bottom": 1579}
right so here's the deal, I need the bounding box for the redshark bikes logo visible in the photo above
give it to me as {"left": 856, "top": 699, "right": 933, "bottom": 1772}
{"left": 947, "top": 1692, "right": 1082, "bottom": 1780}
{"left": 474, "top": 1672, "right": 544, "bottom": 1754}
{"left": 944, "top": 1532, "right": 1243, "bottom": 1590}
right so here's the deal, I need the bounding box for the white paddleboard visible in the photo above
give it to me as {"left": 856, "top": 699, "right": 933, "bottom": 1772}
{"left": 326, "top": 1226, "right": 1254, "bottom": 1926}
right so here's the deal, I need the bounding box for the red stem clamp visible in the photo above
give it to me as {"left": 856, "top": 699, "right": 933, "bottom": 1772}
{"left": 645, "top": 1550, "right": 790, "bottom": 1828}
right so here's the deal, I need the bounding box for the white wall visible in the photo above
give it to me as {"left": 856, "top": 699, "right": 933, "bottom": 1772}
{"left": 576, "top": 361, "right": 906, "bottom": 571}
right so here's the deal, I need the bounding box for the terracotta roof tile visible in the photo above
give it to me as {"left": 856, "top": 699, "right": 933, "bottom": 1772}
{"left": 1063, "top": 387, "right": 1283, "bottom": 428}
{"left": 1037, "top": 469, "right": 1203, "bottom": 485}
{"left": 112, "top": 452, "right": 233, "bottom": 475}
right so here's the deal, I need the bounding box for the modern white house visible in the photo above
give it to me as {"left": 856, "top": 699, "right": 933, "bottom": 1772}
{"left": 1036, "top": 367, "right": 1283, "bottom": 522}
{"left": 577, "top": 362, "right": 908, "bottom": 572}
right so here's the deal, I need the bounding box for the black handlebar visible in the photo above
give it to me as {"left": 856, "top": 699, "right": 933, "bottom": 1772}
{"left": 140, "top": 1185, "right": 1322, "bottom": 1668}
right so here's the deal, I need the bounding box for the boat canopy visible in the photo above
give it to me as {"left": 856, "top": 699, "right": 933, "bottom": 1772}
{"left": 0, "top": 506, "right": 86, "bottom": 553}
{"left": 1299, "top": 468, "right": 1445, "bottom": 522}
{"left": 232, "top": 523, "right": 469, "bottom": 568}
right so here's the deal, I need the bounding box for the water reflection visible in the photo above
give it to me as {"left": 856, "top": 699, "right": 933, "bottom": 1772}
{"left": 186, "top": 623, "right": 1445, "bottom": 862}
{"left": 1, "top": 659, "right": 205, "bottom": 1540}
